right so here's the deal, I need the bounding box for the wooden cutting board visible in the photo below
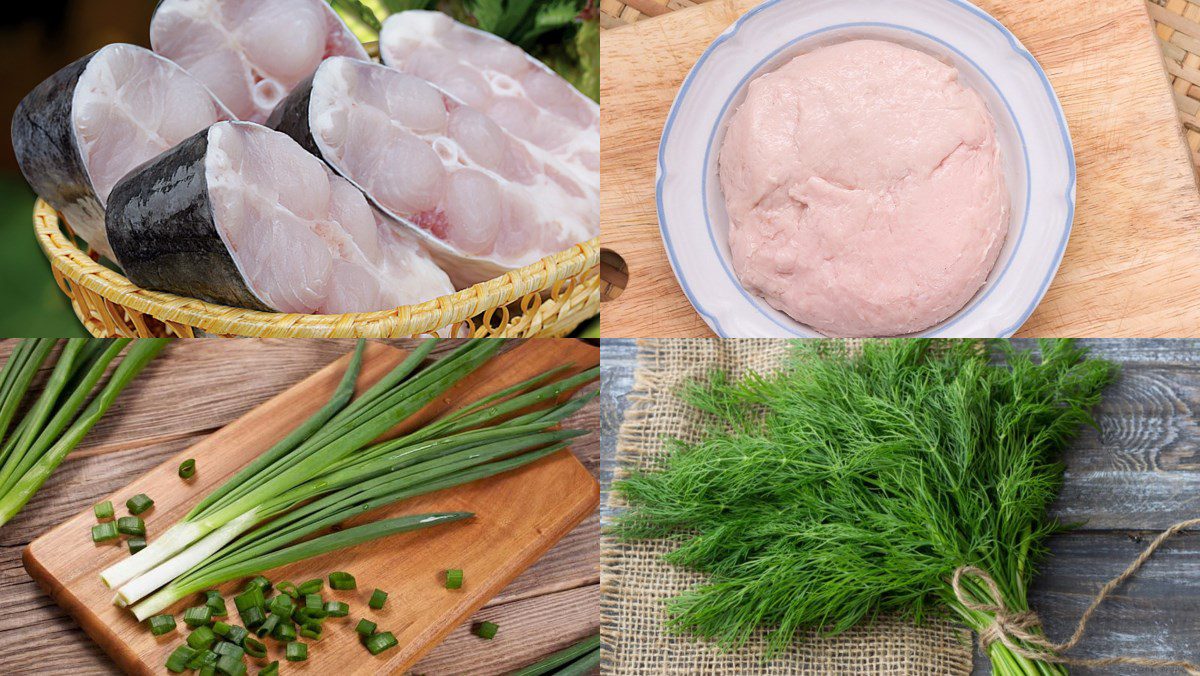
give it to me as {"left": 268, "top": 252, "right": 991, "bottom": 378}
{"left": 601, "top": 0, "right": 1200, "bottom": 337}
{"left": 22, "top": 340, "right": 599, "bottom": 676}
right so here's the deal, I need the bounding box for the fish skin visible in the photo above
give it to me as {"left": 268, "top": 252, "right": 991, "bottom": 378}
{"left": 105, "top": 128, "right": 273, "bottom": 312}
{"left": 12, "top": 51, "right": 108, "bottom": 257}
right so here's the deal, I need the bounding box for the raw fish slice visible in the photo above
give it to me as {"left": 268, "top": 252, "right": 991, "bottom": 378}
{"left": 151, "top": 0, "right": 369, "bottom": 123}
{"left": 380, "top": 10, "right": 599, "bottom": 183}
{"left": 105, "top": 121, "right": 454, "bottom": 315}
{"left": 11, "top": 43, "right": 231, "bottom": 261}
{"left": 268, "top": 57, "right": 599, "bottom": 288}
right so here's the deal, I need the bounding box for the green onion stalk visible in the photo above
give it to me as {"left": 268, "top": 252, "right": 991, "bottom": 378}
{"left": 102, "top": 339, "right": 598, "bottom": 620}
{"left": 0, "top": 339, "right": 169, "bottom": 528}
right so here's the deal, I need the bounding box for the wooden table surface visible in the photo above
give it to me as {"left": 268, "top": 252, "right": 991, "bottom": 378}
{"left": 601, "top": 338, "right": 1200, "bottom": 674}
{"left": 0, "top": 339, "right": 600, "bottom": 676}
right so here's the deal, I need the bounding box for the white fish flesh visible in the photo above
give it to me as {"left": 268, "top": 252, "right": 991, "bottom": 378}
{"left": 150, "top": 0, "right": 369, "bottom": 123}
{"left": 380, "top": 10, "right": 599, "bottom": 186}
{"left": 12, "top": 43, "right": 232, "bottom": 261}
{"left": 105, "top": 121, "right": 454, "bottom": 315}
{"left": 268, "top": 57, "right": 599, "bottom": 288}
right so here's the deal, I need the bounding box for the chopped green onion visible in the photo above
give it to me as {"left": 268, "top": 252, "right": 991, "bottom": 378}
{"left": 299, "top": 622, "right": 322, "bottom": 640}
{"left": 324, "top": 601, "right": 349, "bottom": 617}
{"left": 183, "top": 605, "right": 213, "bottom": 627}
{"left": 271, "top": 620, "right": 297, "bottom": 642}
{"left": 94, "top": 501, "right": 114, "bottom": 520}
{"left": 255, "top": 614, "right": 279, "bottom": 638}
{"left": 275, "top": 581, "right": 299, "bottom": 598}
{"left": 240, "top": 605, "right": 265, "bottom": 629}
{"left": 243, "top": 637, "right": 267, "bottom": 659}
{"left": 474, "top": 621, "right": 498, "bottom": 640}
{"left": 247, "top": 576, "right": 272, "bottom": 595}
{"left": 268, "top": 594, "right": 293, "bottom": 616}
{"left": 213, "top": 621, "right": 232, "bottom": 637}
{"left": 205, "top": 590, "right": 228, "bottom": 617}
{"left": 179, "top": 459, "right": 196, "bottom": 480}
{"left": 365, "top": 631, "right": 398, "bottom": 655}
{"left": 128, "top": 537, "right": 147, "bottom": 554}
{"left": 126, "top": 493, "right": 154, "bottom": 515}
{"left": 369, "top": 589, "right": 388, "bottom": 609}
{"left": 235, "top": 586, "right": 265, "bottom": 612}
{"left": 225, "top": 625, "right": 249, "bottom": 646}
{"left": 147, "top": 614, "right": 177, "bottom": 636}
{"left": 215, "top": 652, "right": 245, "bottom": 676}
{"left": 166, "top": 645, "right": 197, "bottom": 672}
{"left": 328, "top": 571, "right": 356, "bottom": 590}
{"left": 214, "top": 641, "right": 244, "bottom": 660}
{"left": 188, "top": 648, "right": 216, "bottom": 670}
{"left": 297, "top": 578, "right": 323, "bottom": 595}
{"left": 91, "top": 522, "right": 119, "bottom": 543}
{"left": 304, "top": 593, "right": 322, "bottom": 610}
{"left": 117, "top": 516, "right": 145, "bottom": 537}
{"left": 445, "top": 569, "right": 463, "bottom": 589}
{"left": 285, "top": 642, "right": 308, "bottom": 662}
{"left": 259, "top": 661, "right": 279, "bottom": 676}
{"left": 355, "top": 618, "right": 376, "bottom": 636}
{"left": 200, "top": 667, "right": 216, "bottom": 676}
{"left": 188, "top": 625, "right": 217, "bottom": 650}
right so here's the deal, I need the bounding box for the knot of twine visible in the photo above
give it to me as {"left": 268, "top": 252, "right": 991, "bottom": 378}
{"left": 952, "top": 517, "right": 1200, "bottom": 675}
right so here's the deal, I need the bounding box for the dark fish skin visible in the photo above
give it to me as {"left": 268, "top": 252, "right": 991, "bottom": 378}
{"left": 105, "top": 128, "right": 274, "bottom": 312}
{"left": 265, "top": 73, "right": 323, "bottom": 158}
{"left": 11, "top": 51, "right": 105, "bottom": 232}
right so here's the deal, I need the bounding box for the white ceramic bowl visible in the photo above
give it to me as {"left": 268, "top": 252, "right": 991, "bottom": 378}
{"left": 656, "top": 0, "right": 1074, "bottom": 337}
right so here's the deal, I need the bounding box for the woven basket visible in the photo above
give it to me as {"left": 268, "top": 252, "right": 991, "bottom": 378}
{"left": 604, "top": 0, "right": 1200, "bottom": 174}
{"left": 33, "top": 200, "right": 599, "bottom": 338}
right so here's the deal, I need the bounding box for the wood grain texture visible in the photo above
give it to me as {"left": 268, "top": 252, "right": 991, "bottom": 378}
{"left": 600, "top": 0, "right": 1200, "bottom": 338}
{"left": 0, "top": 339, "right": 600, "bottom": 676}
{"left": 600, "top": 338, "right": 1200, "bottom": 674}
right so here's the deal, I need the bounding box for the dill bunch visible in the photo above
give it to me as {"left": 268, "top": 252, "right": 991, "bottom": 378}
{"left": 614, "top": 339, "right": 1117, "bottom": 676}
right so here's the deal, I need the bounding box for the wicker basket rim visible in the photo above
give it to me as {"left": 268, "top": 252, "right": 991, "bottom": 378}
{"left": 33, "top": 199, "right": 599, "bottom": 337}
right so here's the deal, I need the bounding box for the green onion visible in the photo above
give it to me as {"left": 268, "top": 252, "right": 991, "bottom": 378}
{"left": 268, "top": 594, "right": 293, "bottom": 616}
{"left": 226, "top": 625, "right": 249, "bottom": 646}
{"left": 147, "top": 614, "right": 177, "bottom": 636}
{"left": 445, "top": 569, "right": 463, "bottom": 589}
{"left": 276, "top": 581, "right": 299, "bottom": 598}
{"left": 215, "top": 652, "right": 245, "bottom": 676}
{"left": 474, "top": 621, "right": 498, "bottom": 639}
{"left": 166, "top": 645, "right": 197, "bottom": 672}
{"left": 368, "top": 589, "right": 388, "bottom": 609}
{"left": 299, "top": 622, "right": 322, "bottom": 640}
{"left": 510, "top": 634, "right": 601, "bottom": 676}
{"left": 255, "top": 614, "right": 279, "bottom": 638}
{"left": 187, "top": 648, "right": 216, "bottom": 670}
{"left": 126, "top": 493, "right": 154, "bottom": 515}
{"left": 214, "top": 641, "right": 244, "bottom": 659}
{"left": 184, "top": 605, "right": 213, "bottom": 627}
{"left": 179, "top": 459, "right": 196, "bottom": 480}
{"left": 94, "top": 501, "right": 114, "bottom": 520}
{"left": 188, "top": 625, "right": 217, "bottom": 649}
{"left": 0, "top": 339, "right": 168, "bottom": 528}
{"left": 285, "top": 641, "right": 308, "bottom": 661}
{"left": 328, "top": 571, "right": 356, "bottom": 590}
{"left": 324, "top": 601, "right": 349, "bottom": 617}
{"left": 297, "top": 578, "right": 323, "bottom": 595}
{"left": 116, "top": 516, "right": 145, "bottom": 537}
{"left": 128, "top": 537, "right": 147, "bottom": 554}
{"left": 239, "top": 605, "right": 265, "bottom": 629}
{"left": 271, "top": 621, "right": 296, "bottom": 642}
{"left": 213, "top": 621, "right": 232, "bottom": 637}
{"left": 205, "top": 590, "right": 228, "bottom": 617}
{"left": 355, "top": 618, "right": 376, "bottom": 636}
{"left": 235, "top": 586, "right": 264, "bottom": 612}
{"left": 243, "top": 637, "right": 267, "bottom": 658}
{"left": 259, "top": 661, "right": 279, "bottom": 676}
{"left": 551, "top": 648, "right": 601, "bottom": 676}
{"left": 247, "top": 576, "right": 272, "bottom": 595}
{"left": 365, "top": 631, "right": 398, "bottom": 655}
{"left": 91, "top": 522, "right": 119, "bottom": 543}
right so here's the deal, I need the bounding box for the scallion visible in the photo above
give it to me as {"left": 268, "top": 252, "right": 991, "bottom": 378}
{"left": 116, "top": 516, "right": 145, "bottom": 537}
{"left": 255, "top": 614, "right": 279, "bottom": 638}
{"left": 147, "top": 614, "right": 177, "bottom": 636}
{"left": 188, "top": 625, "right": 216, "bottom": 649}
{"left": 268, "top": 594, "right": 293, "bottom": 616}
{"left": 259, "top": 661, "right": 279, "bottom": 676}
{"left": 179, "top": 459, "right": 196, "bottom": 480}
{"left": 328, "top": 571, "right": 355, "bottom": 590}
{"left": 214, "top": 641, "right": 244, "bottom": 659}
{"left": 324, "top": 601, "right": 349, "bottom": 617}
{"left": 271, "top": 621, "right": 296, "bottom": 642}
{"left": 126, "top": 493, "right": 154, "bottom": 515}
{"left": 94, "top": 501, "right": 114, "bottom": 520}
{"left": 213, "top": 621, "right": 232, "bottom": 637}
{"left": 215, "top": 652, "right": 245, "bottom": 676}
{"left": 299, "top": 622, "right": 322, "bottom": 641}
{"left": 275, "top": 581, "right": 298, "bottom": 598}
{"left": 355, "top": 618, "right": 376, "bottom": 636}
{"left": 235, "top": 587, "right": 264, "bottom": 612}
{"left": 247, "top": 576, "right": 272, "bottom": 595}
{"left": 368, "top": 589, "right": 388, "bottom": 609}
{"left": 474, "top": 621, "right": 498, "bottom": 640}
{"left": 445, "top": 569, "right": 463, "bottom": 589}
{"left": 239, "top": 605, "right": 265, "bottom": 629}
{"left": 510, "top": 634, "right": 601, "bottom": 676}
{"left": 285, "top": 641, "right": 308, "bottom": 662}
{"left": 297, "top": 578, "right": 323, "bottom": 595}
{"left": 205, "top": 590, "right": 227, "bottom": 617}
{"left": 92, "top": 522, "right": 119, "bottom": 543}
{"left": 243, "top": 637, "right": 267, "bottom": 659}
{"left": 128, "top": 537, "right": 147, "bottom": 554}
{"left": 365, "top": 631, "right": 398, "bottom": 655}
{"left": 184, "top": 605, "right": 213, "bottom": 627}
{"left": 166, "top": 645, "right": 197, "bottom": 672}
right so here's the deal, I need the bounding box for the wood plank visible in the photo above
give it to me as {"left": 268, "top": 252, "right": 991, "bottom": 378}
{"left": 600, "top": 0, "right": 1200, "bottom": 338}
{"left": 0, "top": 339, "right": 599, "bottom": 675}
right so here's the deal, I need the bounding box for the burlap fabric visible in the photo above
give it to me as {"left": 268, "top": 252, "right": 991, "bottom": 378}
{"left": 601, "top": 339, "right": 974, "bottom": 675}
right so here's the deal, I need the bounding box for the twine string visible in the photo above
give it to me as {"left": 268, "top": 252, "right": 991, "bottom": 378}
{"left": 952, "top": 517, "right": 1200, "bottom": 674}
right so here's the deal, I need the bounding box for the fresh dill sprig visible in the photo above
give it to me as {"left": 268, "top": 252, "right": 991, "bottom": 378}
{"left": 614, "top": 339, "right": 1117, "bottom": 676}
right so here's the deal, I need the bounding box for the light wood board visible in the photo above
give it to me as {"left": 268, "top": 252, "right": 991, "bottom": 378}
{"left": 21, "top": 340, "right": 599, "bottom": 675}
{"left": 600, "top": 0, "right": 1200, "bottom": 338}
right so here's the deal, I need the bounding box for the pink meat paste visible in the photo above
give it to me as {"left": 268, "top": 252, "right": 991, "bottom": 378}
{"left": 718, "top": 40, "right": 1009, "bottom": 337}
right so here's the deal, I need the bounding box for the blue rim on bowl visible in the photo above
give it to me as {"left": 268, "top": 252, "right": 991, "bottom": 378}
{"left": 655, "top": 0, "right": 1075, "bottom": 338}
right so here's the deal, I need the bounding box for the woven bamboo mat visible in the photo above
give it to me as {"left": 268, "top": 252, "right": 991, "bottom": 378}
{"left": 601, "top": 0, "right": 1200, "bottom": 172}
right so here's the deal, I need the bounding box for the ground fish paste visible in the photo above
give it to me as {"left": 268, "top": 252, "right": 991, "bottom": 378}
{"left": 12, "top": 43, "right": 231, "bottom": 261}
{"left": 105, "top": 121, "right": 454, "bottom": 315}
{"left": 268, "top": 57, "right": 599, "bottom": 288}
{"left": 151, "top": 0, "right": 369, "bottom": 123}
